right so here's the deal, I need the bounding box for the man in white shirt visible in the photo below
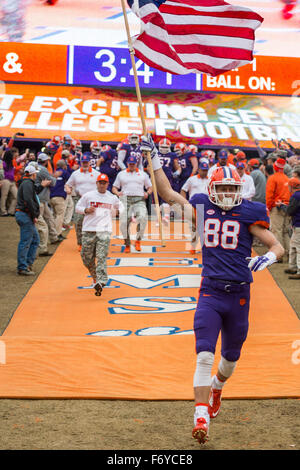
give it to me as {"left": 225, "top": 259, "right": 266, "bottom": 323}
{"left": 180, "top": 161, "right": 209, "bottom": 200}
{"left": 208, "top": 149, "right": 236, "bottom": 179}
{"left": 112, "top": 155, "right": 153, "bottom": 252}
{"left": 236, "top": 162, "right": 256, "bottom": 200}
{"left": 65, "top": 153, "right": 100, "bottom": 250}
{"left": 180, "top": 161, "right": 209, "bottom": 255}
{"left": 75, "top": 173, "right": 121, "bottom": 296}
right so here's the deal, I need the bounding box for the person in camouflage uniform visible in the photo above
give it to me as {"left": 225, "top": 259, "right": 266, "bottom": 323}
{"left": 75, "top": 173, "right": 121, "bottom": 296}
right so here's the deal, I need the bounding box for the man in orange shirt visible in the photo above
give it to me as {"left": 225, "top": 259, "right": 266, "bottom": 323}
{"left": 266, "top": 158, "right": 291, "bottom": 258}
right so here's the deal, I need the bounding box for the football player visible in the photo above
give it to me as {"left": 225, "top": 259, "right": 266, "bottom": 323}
{"left": 90, "top": 141, "right": 102, "bottom": 160}
{"left": 96, "top": 145, "right": 119, "bottom": 192}
{"left": 117, "top": 133, "right": 144, "bottom": 171}
{"left": 174, "top": 142, "right": 198, "bottom": 192}
{"left": 139, "top": 134, "right": 284, "bottom": 445}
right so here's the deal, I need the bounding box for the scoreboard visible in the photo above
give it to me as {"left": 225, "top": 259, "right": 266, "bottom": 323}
{"left": 0, "top": 42, "right": 300, "bottom": 148}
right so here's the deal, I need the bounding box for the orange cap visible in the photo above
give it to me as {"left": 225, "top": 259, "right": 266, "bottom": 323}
{"left": 97, "top": 173, "right": 109, "bottom": 182}
{"left": 248, "top": 158, "right": 260, "bottom": 167}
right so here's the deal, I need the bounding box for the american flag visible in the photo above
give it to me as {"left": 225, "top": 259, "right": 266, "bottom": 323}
{"left": 127, "top": 0, "right": 263, "bottom": 76}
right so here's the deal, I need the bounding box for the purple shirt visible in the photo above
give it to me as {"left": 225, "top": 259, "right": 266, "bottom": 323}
{"left": 2, "top": 161, "right": 15, "bottom": 182}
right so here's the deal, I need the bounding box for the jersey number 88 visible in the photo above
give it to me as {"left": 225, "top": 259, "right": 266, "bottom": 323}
{"left": 204, "top": 218, "right": 240, "bottom": 250}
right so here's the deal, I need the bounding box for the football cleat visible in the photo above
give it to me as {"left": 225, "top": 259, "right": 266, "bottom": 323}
{"left": 124, "top": 245, "right": 131, "bottom": 253}
{"left": 208, "top": 388, "right": 222, "bottom": 419}
{"left": 135, "top": 240, "right": 141, "bottom": 251}
{"left": 192, "top": 417, "right": 209, "bottom": 444}
{"left": 190, "top": 249, "right": 196, "bottom": 255}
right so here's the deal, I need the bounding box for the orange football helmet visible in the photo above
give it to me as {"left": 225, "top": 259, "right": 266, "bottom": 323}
{"left": 90, "top": 141, "right": 102, "bottom": 155}
{"left": 208, "top": 167, "right": 243, "bottom": 211}
{"left": 159, "top": 138, "right": 171, "bottom": 155}
{"left": 174, "top": 142, "right": 187, "bottom": 156}
{"left": 71, "top": 139, "right": 82, "bottom": 152}
{"left": 128, "top": 133, "right": 140, "bottom": 145}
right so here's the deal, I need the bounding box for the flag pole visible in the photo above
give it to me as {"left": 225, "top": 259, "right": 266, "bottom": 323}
{"left": 120, "top": 0, "right": 165, "bottom": 247}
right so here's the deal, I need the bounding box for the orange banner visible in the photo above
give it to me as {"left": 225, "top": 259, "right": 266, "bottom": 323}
{"left": 0, "top": 43, "right": 68, "bottom": 84}
{"left": 202, "top": 56, "right": 300, "bottom": 97}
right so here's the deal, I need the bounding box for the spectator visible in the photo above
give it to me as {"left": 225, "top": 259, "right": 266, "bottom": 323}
{"left": 248, "top": 159, "right": 266, "bottom": 203}
{"left": 266, "top": 158, "right": 291, "bottom": 259}
{"left": 0, "top": 149, "right": 18, "bottom": 216}
{"left": 292, "top": 166, "right": 300, "bottom": 179}
{"left": 49, "top": 160, "right": 69, "bottom": 240}
{"left": 284, "top": 177, "right": 300, "bottom": 279}
{"left": 15, "top": 164, "right": 40, "bottom": 276}
{"left": 264, "top": 164, "right": 275, "bottom": 180}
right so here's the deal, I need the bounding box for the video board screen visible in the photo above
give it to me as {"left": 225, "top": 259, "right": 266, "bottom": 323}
{"left": 1, "top": 84, "right": 299, "bottom": 147}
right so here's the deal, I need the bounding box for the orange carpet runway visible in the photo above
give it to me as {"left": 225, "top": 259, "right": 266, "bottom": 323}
{"left": 0, "top": 228, "right": 299, "bottom": 399}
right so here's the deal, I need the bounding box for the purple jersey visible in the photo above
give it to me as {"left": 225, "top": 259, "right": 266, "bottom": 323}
{"left": 178, "top": 151, "right": 195, "bottom": 180}
{"left": 189, "top": 193, "right": 270, "bottom": 283}
{"left": 89, "top": 153, "right": 99, "bottom": 169}
{"left": 119, "top": 143, "right": 144, "bottom": 169}
{"left": 99, "top": 148, "right": 119, "bottom": 179}
{"left": 158, "top": 151, "right": 178, "bottom": 181}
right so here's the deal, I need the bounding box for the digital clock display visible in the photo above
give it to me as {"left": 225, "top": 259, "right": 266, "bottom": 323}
{"left": 70, "top": 46, "right": 202, "bottom": 91}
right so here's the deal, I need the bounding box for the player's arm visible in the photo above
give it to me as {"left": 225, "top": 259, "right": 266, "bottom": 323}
{"left": 96, "top": 156, "right": 104, "bottom": 170}
{"left": 117, "top": 148, "right": 127, "bottom": 171}
{"left": 180, "top": 189, "right": 187, "bottom": 199}
{"left": 247, "top": 224, "right": 284, "bottom": 271}
{"left": 190, "top": 156, "right": 198, "bottom": 176}
{"left": 173, "top": 157, "right": 181, "bottom": 174}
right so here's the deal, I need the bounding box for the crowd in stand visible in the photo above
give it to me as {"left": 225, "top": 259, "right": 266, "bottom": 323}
{"left": 0, "top": 132, "right": 300, "bottom": 279}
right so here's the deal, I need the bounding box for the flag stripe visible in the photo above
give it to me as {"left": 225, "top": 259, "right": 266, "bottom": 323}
{"left": 161, "top": 3, "right": 263, "bottom": 21}
{"left": 134, "top": 35, "right": 249, "bottom": 74}
{"left": 127, "top": 0, "right": 263, "bottom": 76}
{"left": 142, "top": 20, "right": 256, "bottom": 46}
{"left": 140, "top": 28, "right": 254, "bottom": 62}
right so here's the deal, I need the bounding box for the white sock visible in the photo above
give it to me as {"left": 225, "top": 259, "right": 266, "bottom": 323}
{"left": 211, "top": 374, "right": 226, "bottom": 390}
{"left": 194, "top": 403, "right": 210, "bottom": 426}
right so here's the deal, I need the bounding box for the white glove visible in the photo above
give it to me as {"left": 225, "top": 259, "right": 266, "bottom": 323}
{"left": 140, "top": 133, "right": 161, "bottom": 171}
{"left": 246, "top": 251, "right": 277, "bottom": 272}
{"left": 140, "top": 134, "right": 157, "bottom": 156}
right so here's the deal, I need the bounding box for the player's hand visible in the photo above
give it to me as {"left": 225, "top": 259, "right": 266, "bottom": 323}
{"left": 246, "top": 252, "right": 277, "bottom": 272}
{"left": 140, "top": 134, "right": 157, "bottom": 156}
